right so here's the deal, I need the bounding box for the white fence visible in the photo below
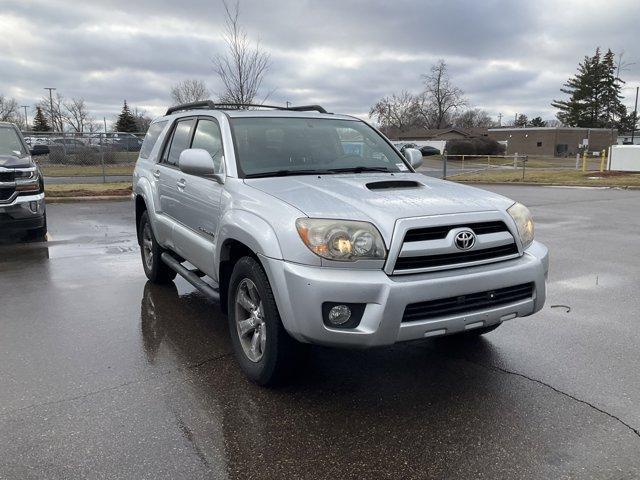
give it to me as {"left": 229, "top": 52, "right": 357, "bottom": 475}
{"left": 609, "top": 145, "right": 640, "bottom": 172}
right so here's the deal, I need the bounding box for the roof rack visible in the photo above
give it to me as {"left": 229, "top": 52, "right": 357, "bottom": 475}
{"left": 165, "top": 101, "right": 329, "bottom": 116}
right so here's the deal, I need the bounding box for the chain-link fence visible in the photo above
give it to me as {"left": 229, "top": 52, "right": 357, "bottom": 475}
{"left": 23, "top": 131, "right": 145, "bottom": 183}
{"left": 418, "top": 152, "right": 612, "bottom": 182}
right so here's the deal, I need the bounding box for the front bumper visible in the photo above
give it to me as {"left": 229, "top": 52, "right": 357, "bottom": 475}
{"left": 261, "top": 241, "right": 548, "bottom": 347}
{"left": 0, "top": 193, "right": 46, "bottom": 233}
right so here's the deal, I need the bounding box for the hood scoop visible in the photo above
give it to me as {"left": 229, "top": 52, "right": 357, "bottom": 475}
{"left": 366, "top": 180, "right": 423, "bottom": 191}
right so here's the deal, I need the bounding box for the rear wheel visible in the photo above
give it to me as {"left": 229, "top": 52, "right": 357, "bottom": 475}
{"left": 228, "top": 256, "right": 303, "bottom": 385}
{"left": 139, "top": 210, "right": 176, "bottom": 284}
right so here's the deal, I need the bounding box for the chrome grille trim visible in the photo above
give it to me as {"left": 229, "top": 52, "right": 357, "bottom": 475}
{"left": 384, "top": 211, "right": 522, "bottom": 275}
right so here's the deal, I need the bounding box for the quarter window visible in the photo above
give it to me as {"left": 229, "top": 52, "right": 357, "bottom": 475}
{"left": 191, "top": 119, "right": 224, "bottom": 173}
{"left": 140, "top": 121, "right": 167, "bottom": 159}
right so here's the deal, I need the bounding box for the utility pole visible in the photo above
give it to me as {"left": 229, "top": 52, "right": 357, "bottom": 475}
{"left": 44, "top": 87, "right": 56, "bottom": 132}
{"left": 632, "top": 86, "right": 639, "bottom": 144}
{"left": 285, "top": 101, "right": 291, "bottom": 108}
{"left": 21, "top": 105, "right": 29, "bottom": 130}
{"left": 498, "top": 113, "right": 503, "bottom": 127}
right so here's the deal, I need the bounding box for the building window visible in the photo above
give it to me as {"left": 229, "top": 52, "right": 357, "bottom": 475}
{"left": 537, "top": 141, "right": 542, "bottom": 147}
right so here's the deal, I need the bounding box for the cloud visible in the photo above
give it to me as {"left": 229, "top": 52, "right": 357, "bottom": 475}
{"left": 0, "top": 0, "right": 638, "bottom": 125}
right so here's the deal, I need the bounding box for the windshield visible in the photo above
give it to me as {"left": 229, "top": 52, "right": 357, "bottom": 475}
{"left": 229, "top": 117, "right": 408, "bottom": 177}
{"left": 0, "top": 127, "right": 27, "bottom": 157}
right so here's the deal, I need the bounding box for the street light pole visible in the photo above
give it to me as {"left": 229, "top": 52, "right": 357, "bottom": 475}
{"left": 21, "top": 105, "right": 29, "bottom": 130}
{"left": 44, "top": 87, "right": 56, "bottom": 132}
{"left": 631, "top": 86, "right": 639, "bottom": 145}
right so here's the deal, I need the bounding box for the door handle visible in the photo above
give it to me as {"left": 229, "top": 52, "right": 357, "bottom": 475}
{"left": 153, "top": 170, "right": 160, "bottom": 180}
{"left": 177, "top": 178, "right": 186, "bottom": 190}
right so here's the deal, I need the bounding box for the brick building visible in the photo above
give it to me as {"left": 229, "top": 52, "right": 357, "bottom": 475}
{"left": 488, "top": 127, "right": 617, "bottom": 156}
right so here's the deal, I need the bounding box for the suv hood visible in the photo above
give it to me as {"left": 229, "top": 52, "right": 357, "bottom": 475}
{"left": 0, "top": 155, "right": 33, "bottom": 169}
{"left": 245, "top": 173, "right": 513, "bottom": 242}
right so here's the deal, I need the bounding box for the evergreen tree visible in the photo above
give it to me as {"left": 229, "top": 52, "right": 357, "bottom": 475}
{"left": 529, "top": 116, "right": 547, "bottom": 127}
{"left": 514, "top": 114, "right": 528, "bottom": 127}
{"left": 552, "top": 48, "right": 626, "bottom": 128}
{"left": 114, "top": 100, "right": 138, "bottom": 132}
{"left": 32, "top": 106, "right": 51, "bottom": 132}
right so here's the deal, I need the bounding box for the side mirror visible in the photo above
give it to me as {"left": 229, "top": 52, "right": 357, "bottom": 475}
{"left": 30, "top": 145, "right": 50, "bottom": 156}
{"left": 404, "top": 148, "right": 423, "bottom": 169}
{"left": 179, "top": 148, "right": 216, "bottom": 177}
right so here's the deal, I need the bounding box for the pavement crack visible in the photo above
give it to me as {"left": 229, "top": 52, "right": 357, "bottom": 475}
{"left": 187, "top": 352, "right": 233, "bottom": 369}
{"left": 467, "top": 357, "right": 640, "bottom": 439}
{"left": 0, "top": 371, "right": 171, "bottom": 419}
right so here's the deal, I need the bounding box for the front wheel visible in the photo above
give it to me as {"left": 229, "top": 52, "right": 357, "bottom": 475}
{"left": 28, "top": 213, "right": 48, "bottom": 241}
{"left": 228, "top": 256, "right": 304, "bottom": 385}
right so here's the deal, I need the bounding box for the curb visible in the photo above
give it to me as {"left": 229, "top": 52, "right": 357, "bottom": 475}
{"left": 46, "top": 195, "right": 131, "bottom": 203}
{"left": 453, "top": 180, "right": 640, "bottom": 190}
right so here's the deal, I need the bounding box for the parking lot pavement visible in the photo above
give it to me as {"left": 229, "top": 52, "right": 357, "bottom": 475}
{"left": 1, "top": 186, "right": 640, "bottom": 479}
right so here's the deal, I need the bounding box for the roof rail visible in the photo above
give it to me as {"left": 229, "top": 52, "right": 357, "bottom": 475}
{"left": 165, "top": 101, "right": 330, "bottom": 115}
{"left": 286, "top": 105, "right": 328, "bottom": 114}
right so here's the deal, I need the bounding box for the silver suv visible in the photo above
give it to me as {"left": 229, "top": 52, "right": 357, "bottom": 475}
{"left": 0, "top": 122, "right": 48, "bottom": 240}
{"left": 133, "top": 102, "right": 548, "bottom": 385}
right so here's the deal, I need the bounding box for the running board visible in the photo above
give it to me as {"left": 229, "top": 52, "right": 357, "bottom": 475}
{"left": 160, "top": 252, "right": 220, "bottom": 303}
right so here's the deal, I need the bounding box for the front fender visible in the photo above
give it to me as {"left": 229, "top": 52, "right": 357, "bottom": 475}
{"left": 216, "top": 209, "right": 283, "bottom": 267}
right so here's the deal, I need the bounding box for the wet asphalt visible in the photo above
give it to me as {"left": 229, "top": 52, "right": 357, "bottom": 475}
{"left": 1, "top": 185, "right": 639, "bottom": 479}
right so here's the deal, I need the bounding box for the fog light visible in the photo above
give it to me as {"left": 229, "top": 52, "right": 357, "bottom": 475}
{"left": 30, "top": 201, "right": 38, "bottom": 213}
{"left": 328, "top": 305, "right": 351, "bottom": 325}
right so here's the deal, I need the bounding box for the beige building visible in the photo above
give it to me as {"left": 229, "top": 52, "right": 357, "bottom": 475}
{"left": 488, "top": 127, "right": 617, "bottom": 156}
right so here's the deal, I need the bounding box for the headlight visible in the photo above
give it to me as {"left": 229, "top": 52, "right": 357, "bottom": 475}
{"left": 507, "top": 202, "right": 534, "bottom": 249}
{"left": 15, "top": 168, "right": 41, "bottom": 193}
{"left": 296, "top": 218, "right": 386, "bottom": 261}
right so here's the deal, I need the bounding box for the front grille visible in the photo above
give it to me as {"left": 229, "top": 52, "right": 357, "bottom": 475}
{"left": 0, "top": 172, "right": 14, "bottom": 182}
{"left": 0, "top": 187, "right": 15, "bottom": 201}
{"left": 394, "top": 243, "right": 519, "bottom": 271}
{"left": 404, "top": 221, "right": 509, "bottom": 243}
{"left": 402, "top": 283, "right": 534, "bottom": 322}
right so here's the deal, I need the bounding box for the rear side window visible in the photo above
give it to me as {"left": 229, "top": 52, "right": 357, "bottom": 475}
{"left": 164, "top": 119, "right": 195, "bottom": 166}
{"left": 139, "top": 121, "right": 167, "bottom": 159}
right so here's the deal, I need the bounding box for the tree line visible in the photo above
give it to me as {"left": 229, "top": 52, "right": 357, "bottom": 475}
{"left": 0, "top": 91, "right": 152, "bottom": 134}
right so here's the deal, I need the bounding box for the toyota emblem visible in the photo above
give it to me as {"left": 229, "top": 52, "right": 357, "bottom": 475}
{"left": 454, "top": 230, "right": 476, "bottom": 250}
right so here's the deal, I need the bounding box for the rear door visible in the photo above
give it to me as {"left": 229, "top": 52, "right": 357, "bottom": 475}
{"left": 157, "top": 118, "right": 195, "bottom": 229}
{"left": 172, "top": 117, "right": 225, "bottom": 277}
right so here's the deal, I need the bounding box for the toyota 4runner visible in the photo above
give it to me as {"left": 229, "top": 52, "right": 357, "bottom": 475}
{"left": 133, "top": 102, "right": 548, "bottom": 385}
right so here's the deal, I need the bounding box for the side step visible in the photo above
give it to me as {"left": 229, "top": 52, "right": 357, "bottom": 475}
{"left": 160, "top": 252, "right": 220, "bottom": 303}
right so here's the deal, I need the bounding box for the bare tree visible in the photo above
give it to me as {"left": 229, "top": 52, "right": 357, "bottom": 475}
{"left": 212, "top": 0, "right": 271, "bottom": 106}
{"left": 133, "top": 107, "right": 153, "bottom": 132}
{"left": 454, "top": 108, "right": 495, "bottom": 129}
{"left": 420, "top": 60, "right": 466, "bottom": 129}
{"left": 170, "top": 79, "right": 210, "bottom": 105}
{"left": 0, "top": 94, "right": 19, "bottom": 122}
{"left": 369, "top": 91, "right": 421, "bottom": 134}
{"left": 62, "top": 97, "right": 93, "bottom": 132}
{"left": 37, "top": 92, "right": 65, "bottom": 132}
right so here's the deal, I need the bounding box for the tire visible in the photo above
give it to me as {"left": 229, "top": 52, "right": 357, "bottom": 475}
{"left": 138, "top": 210, "right": 177, "bottom": 284}
{"left": 28, "top": 213, "right": 48, "bottom": 241}
{"left": 228, "top": 256, "right": 303, "bottom": 386}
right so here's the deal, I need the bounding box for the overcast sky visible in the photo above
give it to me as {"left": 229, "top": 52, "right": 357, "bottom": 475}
{"left": 2, "top": 0, "right": 639, "bottom": 126}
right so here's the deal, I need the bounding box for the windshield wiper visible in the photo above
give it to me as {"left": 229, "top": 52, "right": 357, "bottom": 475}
{"left": 245, "top": 169, "right": 332, "bottom": 178}
{"left": 328, "top": 166, "right": 391, "bottom": 174}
